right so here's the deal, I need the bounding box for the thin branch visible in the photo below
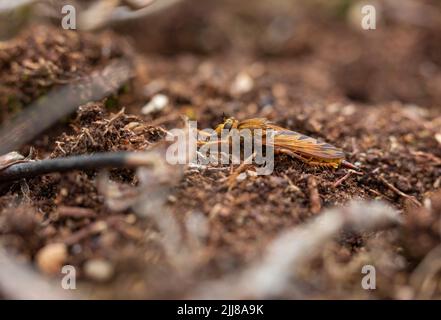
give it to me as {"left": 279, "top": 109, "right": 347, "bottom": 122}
{"left": 57, "top": 206, "right": 97, "bottom": 219}
{"left": 333, "top": 171, "right": 353, "bottom": 188}
{"left": 332, "top": 170, "right": 362, "bottom": 188}
{"left": 379, "top": 175, "right": 422, "bottom": 207}
{"left": 0, "top": 152, "right": 156, "bottom": 183}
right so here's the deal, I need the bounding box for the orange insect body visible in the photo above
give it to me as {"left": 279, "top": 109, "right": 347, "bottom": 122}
{"left": 214, "top": 117, "right": 358, "bottom": 170}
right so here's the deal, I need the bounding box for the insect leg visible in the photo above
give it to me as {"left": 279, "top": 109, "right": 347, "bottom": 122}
{"left": 197, "top": 139, "right": 230, "bottom": 147}
{"left": 306, "top": 161, "right": 339, "bottom": 169}
{"left": 227, "top": 152, "right": 256, "bottom": 191}
{"left": 276, "top": 148, "right": 339, "bottom": 168}
{"left": 197, "top": 130, "right": 212, "bottom": 137}
{"left": 275, "top": 148, "right": 310, "bottom": 163}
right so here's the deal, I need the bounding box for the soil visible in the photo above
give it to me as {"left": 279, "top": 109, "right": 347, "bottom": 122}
{"left": 0, "top": 0, "right": 441, "bottom": 299}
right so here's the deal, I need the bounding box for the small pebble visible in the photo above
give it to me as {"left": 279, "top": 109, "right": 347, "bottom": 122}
{"left": 167, "top": 195, "right": 177, "bottom": 203}
{"left": 141, "top": 94, "right": 169, "bottom": 115}
{"left": 84, "top": 259, "right": 114, "bottom": 282}
{"left": 125, "top": 214, "right": 137, "bottom": 224}
{"left": 36, "top": 243, "right": 68, "bottom": 275}
{"left": 435, "top": 133, "right": 441, "bottom": 145}
{"left": 230, "top": 72, "right": 254, "bottom": 95}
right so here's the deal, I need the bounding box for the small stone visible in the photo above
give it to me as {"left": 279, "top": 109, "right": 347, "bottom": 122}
{"left": 230, "top": 72, "right": 254, "bottom": 95}
{"left": 167, "top": 195, "right": 177, "bottom": 203}
{"left": 141, "top": 94, "right": 169, "bottom": 114}
{"left": 36, "top": 243, "right": 68, "bottom": 275}
{"left": 125, "top": 214, "right": 137, "bottom": 224}
{"left": 84, "top": 259, "right": 114, "bottom": 282}
{"left": 60, "top": 188, "right": 68, "bottom": 197}
{"left": 435, "top": 133, "right": 441, "bottom": 145}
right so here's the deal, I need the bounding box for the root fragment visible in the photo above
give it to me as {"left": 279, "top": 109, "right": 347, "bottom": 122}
{"left": 307, "top": 175, "right": 321, "bottom": 214}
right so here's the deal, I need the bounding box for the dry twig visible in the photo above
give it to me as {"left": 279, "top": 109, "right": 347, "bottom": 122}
{"left": 57, "top": 206, "right": 97, "bottom": 219}
{"left": 307, "top": 175, "right": 321, "bottom": 214}
{"left": 332, "top": 170, "right": 362, "bottom": 188}
{"left": 0, "top": 152, "right": 156, "bottom": 183}
{"left": 379, "top": 175, "right": 422, "bottom": 207}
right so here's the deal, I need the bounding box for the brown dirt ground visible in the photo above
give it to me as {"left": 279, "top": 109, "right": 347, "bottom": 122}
{"left": 0, "top": 0, "right": 441, "bottom": 299}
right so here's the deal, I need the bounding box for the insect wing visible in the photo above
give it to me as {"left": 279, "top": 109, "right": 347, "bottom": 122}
{"left": 236, "top": 119, "right": 345, "bottom": 160}
{"left": 237, "top": 118, "right": 270, "bottom": 130}
{"left": 273, "top": 130, "right": 345, "bottom": 160}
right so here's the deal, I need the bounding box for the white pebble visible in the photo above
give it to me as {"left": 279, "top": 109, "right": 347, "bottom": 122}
{"left": 231, "top": 72, "right": 254, "bottom": 95}
{"left": 84, "top": 259, "right": 114, "bottom": 282}
{"left": 141, "top": 94, "right": 169, "bottom": 115}
{"left": 435, "top": 133, "right": 441, "bottom": 145}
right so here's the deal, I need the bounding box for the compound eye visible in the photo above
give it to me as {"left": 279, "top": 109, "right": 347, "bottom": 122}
{"left": 223, "top": 121, "right": 232, "bottom": 131}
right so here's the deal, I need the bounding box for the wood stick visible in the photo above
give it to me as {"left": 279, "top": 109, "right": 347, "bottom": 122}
{"left": 379, "top": 175, "right": 422, "bottom": 207}
{"left": 0, "top": 152, "right": 155, "bottom": 183}
{"left": 58, "top": 206, "right": 97, "bottom": 219}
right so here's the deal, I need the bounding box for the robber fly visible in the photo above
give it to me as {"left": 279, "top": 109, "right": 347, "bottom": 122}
{"left": 212, "top": 117, "right": 359, "bottom": 170}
